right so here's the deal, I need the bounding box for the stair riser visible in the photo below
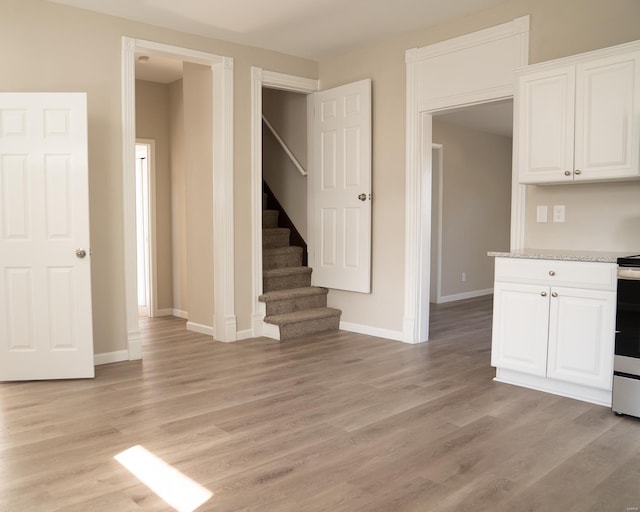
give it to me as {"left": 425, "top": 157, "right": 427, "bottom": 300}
{"left": 263, "top": 252, "right": 303, "bottom": 270}
{"left": 264, "top": 294, "right": 327, "bottom": 316}
{"left": 263, "top": 273, "right": 311, "bottom": 292}
{"left": 262, "top": 211, "right": 279, "bottom": 229}
{"left": 279, "top": 315, "right": 341, "bottom": 340}
{"left": 263, "top": 232, "right": 290, "bottom": 249}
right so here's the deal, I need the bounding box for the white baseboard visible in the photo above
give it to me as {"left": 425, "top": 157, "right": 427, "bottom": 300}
{"left": 235, "top": 329, "right": 254, "bottom": 341}
{"left": 436, "top": 288, "right": 493, "bottom": 304}
{"left": 186, "top": 321, "right": 214, "bottom": 337}
{"left": 156, "top": 308, "right": 188, "bottom": 319}
{"left": 262, "top": 322, "right": 281, "bottom": 340}
{"left": 339, "top": 321, "right": 405, "bottom": 342}
{"left": 94, "top": 349, "right": 129, "bottom": 366}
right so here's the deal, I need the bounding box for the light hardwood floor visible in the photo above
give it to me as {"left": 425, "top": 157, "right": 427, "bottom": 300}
{"left": 1, "top": 296, "right": 639, "bottom": 511}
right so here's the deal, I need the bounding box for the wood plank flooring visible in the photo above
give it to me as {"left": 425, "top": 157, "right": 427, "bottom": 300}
{"left": 1, "top": 295, "right": 639, "bottom": 511}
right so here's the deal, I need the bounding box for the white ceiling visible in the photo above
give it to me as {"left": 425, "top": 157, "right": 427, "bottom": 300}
{"left": 48, "top": 0, "right": 507, "bottom": 60}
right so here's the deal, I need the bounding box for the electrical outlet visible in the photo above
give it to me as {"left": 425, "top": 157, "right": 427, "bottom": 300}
{"left": 553, "top": 205, "right": 565, "bottom": 223}
{"left": 461, "top": 272, "right": 466, "bottom": 282}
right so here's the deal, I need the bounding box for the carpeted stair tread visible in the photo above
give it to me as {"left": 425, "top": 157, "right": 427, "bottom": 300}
{"left": 264, "top": 307, "right": 342, "bottom": 326}
{"left": 263, "top": 266, "right": 312, "bottom": 278}
{"left": 263, "top": 246, "right": 303, "bottom": 257}
{"left": 259, "top": 286, "right": 328, "bottom": 302}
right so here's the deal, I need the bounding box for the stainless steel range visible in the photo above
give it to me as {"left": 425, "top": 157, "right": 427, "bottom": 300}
{"left": 612, "top": 255, "right": 640, "bottom": 418}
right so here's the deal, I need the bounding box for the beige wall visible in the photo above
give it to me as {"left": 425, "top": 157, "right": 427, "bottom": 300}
{"left": 318, "top": 0, "right": 640, "bottom": 331}
{"left": 0, "top": 0, "right": 317, "bottom": 354}
{"left": 183, "top": 63, "right": 214, "bottom": 328}
{"left": 432, "top": 120, "right": 512, "bottom": 298}
{"left": 262, "top": 88, "right": 308, "bottom": 240}
{"left": 135, "top": 80, "right": 174, "bottom": 311}
{"left": 169, "top": 79, "right": 188, "bottom": 314}
{"left": 3, "top": 0, "right": 640, "bottom": 351}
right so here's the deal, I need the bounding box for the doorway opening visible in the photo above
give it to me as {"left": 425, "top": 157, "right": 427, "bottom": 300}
{"left": 428, "top": 99, "right": 513, "bottom": 308}
{"left": 122, "top": 37, "right": 236, "bottom": 359}
{"left": 135, "top": 140, "right": 155, "bottom": 317}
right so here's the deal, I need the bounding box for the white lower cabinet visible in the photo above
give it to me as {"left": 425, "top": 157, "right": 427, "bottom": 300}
{"left": 491, "top": 258, "right": 617, "bottom": 406}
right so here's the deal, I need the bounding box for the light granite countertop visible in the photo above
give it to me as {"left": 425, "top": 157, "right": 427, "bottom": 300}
{"left": 487, "top": 248, "right": 635, "bottom": 263}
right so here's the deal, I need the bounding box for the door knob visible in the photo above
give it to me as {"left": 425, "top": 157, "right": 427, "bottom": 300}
{"left": 358, "top": 193, "right": 367, "bottom": 201}
{"left": 574, "top": 169, "right": 582, "bottom": 175}
{"left": 564, "top": 171, "right": 571, "bottom": 176}
{"left": 540, "top": 291, "right": 547, "bottom": 297}
{"left": 551, "top": 292, "right": 558, "bottom": 298}
{"left": 76, "top": 248, "right": 87, "bottom": 259}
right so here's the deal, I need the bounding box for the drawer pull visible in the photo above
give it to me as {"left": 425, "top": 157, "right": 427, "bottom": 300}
{"left": 540, "top": 291, "right": 547, "bottom": 297}
{"left": 551, "top": 292, "right": 558, "bottom": 298}
{"left": 549, "top": 271, "right": 556, "bottom": 276}
{"left": 564, "top": 170, "right": 571, "bottom": 176}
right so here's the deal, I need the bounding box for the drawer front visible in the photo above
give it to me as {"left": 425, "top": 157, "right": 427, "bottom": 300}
{"left": 495, "top": 258, "right": 617, "bottom": 290}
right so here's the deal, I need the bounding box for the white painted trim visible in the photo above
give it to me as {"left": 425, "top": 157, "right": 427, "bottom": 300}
{"left": 155, "top": 308, "right": 188, "bottom": 318}
{"left": 406, "top": 15, "right": 530, "bottom": 63}
{"left": 495, "top": 368, "right": 611, "bottom": 407}
{"left": 250, "top": 67, "right": 319, "bottom": 339}
{"left": 172, "top": 309, "right": 188, "bottom": 319}
{"left": 339, "top": 322, "right": 405, "bottom": 343}
{"left": 235, "top": 329, "right": 254, "bottom": 341}
{"left": 212, "top": 56, "right": 237, "bottom": 342}
{"left": 122, "top": 37, "right": 236, "bottom": 355}
{"left": 262, "top": 321, "right": 281, "bottom": 340}
{"left": 128, "top": 338, "right": 142, "bottom": 361}
{"left": 436, "top": 288, "right": 494, "bottom": 304}
{"left": 403, "top": 17, "right": 529, "bottom": 344}
{"left": 186, "top": 321, "right": 214, "bottom": 337}
{"left": 94, "top": 350, "right": 129, "bottom": 366}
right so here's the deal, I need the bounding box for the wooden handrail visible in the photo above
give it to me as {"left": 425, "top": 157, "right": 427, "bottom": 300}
{"left": 262, "top": 114, "right": 307, "bottom": 176}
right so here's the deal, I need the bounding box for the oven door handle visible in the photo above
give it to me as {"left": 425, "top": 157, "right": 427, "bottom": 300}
{"left": 618, "top": 267, "right": 640, "bottom": 280}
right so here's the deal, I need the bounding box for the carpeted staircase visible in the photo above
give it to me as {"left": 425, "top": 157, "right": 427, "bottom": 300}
{"left": 259, "top": 209, "right": 341, "bottom": 340}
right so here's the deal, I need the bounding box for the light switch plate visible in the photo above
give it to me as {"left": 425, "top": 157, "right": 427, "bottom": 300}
{"left": 536, "top": 205, "right": 548, "bottom": 223}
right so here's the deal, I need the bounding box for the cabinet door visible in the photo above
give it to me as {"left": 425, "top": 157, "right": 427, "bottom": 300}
{"left": 517, "top": 66, "right": 575, "bottom": 184}
{"left": 574, "top": 51, "right": 640, "bottom": 182}
{"left": 547, "top": 287, "right": 616, "bottom": 390}
{"left": 491, "top": 282, "right": 550, "bottom": 376}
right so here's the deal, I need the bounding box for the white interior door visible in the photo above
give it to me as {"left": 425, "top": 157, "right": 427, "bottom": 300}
{"left": 311, "top": 79, "right": 371, "bottom": 293}
{"left": 0, "top": 93, "right": 94, "bottom": 380}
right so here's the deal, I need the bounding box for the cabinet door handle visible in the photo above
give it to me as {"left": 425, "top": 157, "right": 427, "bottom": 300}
{"left": 540, "top": 291, "right": 547, "bottom": 297}
{"left": 549, "top": 271, "right": 555, "bottom": 276}
{"left": 574, "top": 169, "right": 582, "bottom": 175}
{"left": 551, "top": 292, "right": 558, "bottom": 298}
{"left": 564, "top": 171, "right": 571, "bottom": 176}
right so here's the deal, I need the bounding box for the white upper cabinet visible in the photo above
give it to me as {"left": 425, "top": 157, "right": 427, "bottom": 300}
{"left": 517, "top": 42, "right": 640, "bottom": 185}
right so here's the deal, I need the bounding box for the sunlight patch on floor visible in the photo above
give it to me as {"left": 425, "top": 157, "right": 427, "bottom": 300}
{"left": 115, "top": 445, "right": 213, "bottom": 512}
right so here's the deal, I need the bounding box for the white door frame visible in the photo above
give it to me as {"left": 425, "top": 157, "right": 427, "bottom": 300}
{"left": 249, "top": 68, "right": 319, "bottom": 337}
{"left": 122, "top": 37, "right": 236, "bottom": 358}
{"left": 403, "top": 17, "right": 529, "bottom": 343}
{"left": 135, "top": 139, "right": 156, "bottom": 317}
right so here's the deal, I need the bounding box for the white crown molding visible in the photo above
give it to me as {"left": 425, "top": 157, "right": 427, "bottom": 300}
{"left": 407, "top": 15, "right": 530, "bottom": 63}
